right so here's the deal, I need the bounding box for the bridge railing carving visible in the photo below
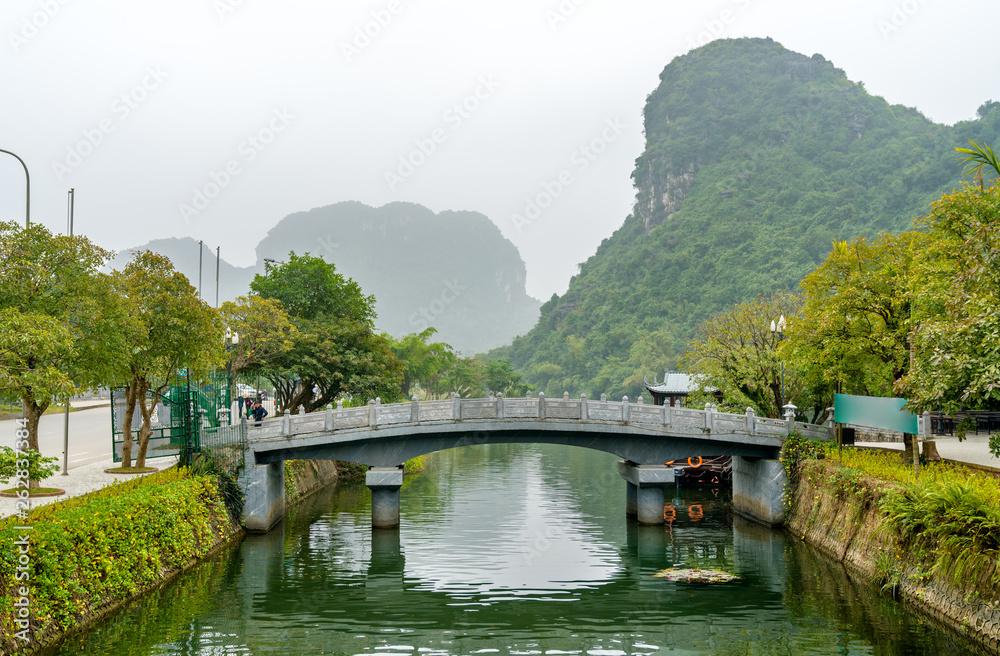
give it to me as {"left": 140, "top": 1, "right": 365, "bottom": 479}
{"left": 246, "top": 393, "right": 833, "bottom": 443}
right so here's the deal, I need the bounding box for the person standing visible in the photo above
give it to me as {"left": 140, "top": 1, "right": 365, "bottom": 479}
{"left": 251, "top": 400, "right": 268, "bottom": 426}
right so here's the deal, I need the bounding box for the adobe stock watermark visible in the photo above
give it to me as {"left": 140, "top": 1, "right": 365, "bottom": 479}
{"left": 340, "top": 0, "right": 406, "bottom": 63}
{"left": 384, "top": 75, "right": 500, "bottom": 191}
{"left": 686, "top": 0, "right": 752, "bottom": 50}
{"left": 178, "top": 108, "right": 294, "bottom": 223}
{"left": 213, "top": 0, "right": 248, "bottom": 21}
{"left": 51, "top": 66, "right": 167, "bottom": 182}
{"left": 8, "top": 0, "right": 71, "bottom": 52}
{"left": 409, "top": 278, "right": 466, "bottom": 332}
{"left": 511, "top": 117, "right": 625, "bottom": 234}
{"left": 877, "top": 0, "right": 929, "bottom": 40}
{"left": 545, "top": 0, "right": 588, "bottom": 30}
{"left": 11, "top": 418, "right": 34, "bottom": 643}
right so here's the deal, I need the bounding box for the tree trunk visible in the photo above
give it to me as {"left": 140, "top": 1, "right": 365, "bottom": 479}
{"left": 121, "top": 384, "right": 138, "bottom": 469}
{"left": 135, "top": 385, "right": 162, "bottom": 469}
{"left": 21, "top": 398, "right": 47, "bottom": 491}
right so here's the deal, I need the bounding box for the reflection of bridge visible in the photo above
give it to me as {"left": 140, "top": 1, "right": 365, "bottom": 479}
{"left": 239, "top": 393, "right": 832, "bottom": 531}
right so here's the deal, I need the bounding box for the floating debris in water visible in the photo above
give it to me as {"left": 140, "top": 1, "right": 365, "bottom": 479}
{"left": 652, "top": 568, "right": 739, "bottom": 584}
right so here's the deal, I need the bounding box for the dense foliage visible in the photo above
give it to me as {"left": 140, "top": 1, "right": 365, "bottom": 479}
{"left": 500, "top": 38, "right": 1000, "bottom": 401}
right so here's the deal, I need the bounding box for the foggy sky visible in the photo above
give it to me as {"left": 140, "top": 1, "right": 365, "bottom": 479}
{"left": 2, "top": 0, "right": 998, "bottom": 301}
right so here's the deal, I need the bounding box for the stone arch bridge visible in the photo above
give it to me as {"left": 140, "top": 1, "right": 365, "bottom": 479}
{"left": 238, "top": 393, "right": 832, "bottom": 531}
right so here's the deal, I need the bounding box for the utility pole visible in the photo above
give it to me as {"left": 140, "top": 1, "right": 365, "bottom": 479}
{"left": 62, "top": 188, "right": 75, "bottom": 476}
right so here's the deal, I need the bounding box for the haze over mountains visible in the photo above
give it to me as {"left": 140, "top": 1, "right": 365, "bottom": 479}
{"left": 110, "top": 202, "right": 541, "bottom": 355}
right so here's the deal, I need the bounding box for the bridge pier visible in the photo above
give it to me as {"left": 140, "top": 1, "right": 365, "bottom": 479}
{"left": 617, "top": 461, "right": 674, "bottom": 525}
{"left": 367, "top": 465, "right": 404, "bottom": 528}
{"left": 732, "top": 456, "right": 786, "bottom": 527}
{"left": 241, "top": 461, "right": 285, "bottom": 533}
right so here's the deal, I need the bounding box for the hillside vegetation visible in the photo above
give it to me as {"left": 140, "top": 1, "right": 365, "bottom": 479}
{"left": 499, "top": 38, "right": 1000, "bottom": 400}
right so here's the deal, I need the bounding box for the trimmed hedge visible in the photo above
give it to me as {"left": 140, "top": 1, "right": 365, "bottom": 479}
{"left": 0, "top": 467, "right": 237, "bottom": 652}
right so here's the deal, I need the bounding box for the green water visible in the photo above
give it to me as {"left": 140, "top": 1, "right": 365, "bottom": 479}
{"left": 51, "top": 444, "right": 983, "bottom": 655}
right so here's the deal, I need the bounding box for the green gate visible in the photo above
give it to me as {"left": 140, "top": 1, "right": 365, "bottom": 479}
{"left": 111, "top": 373, "right": 241, "bottom": 471}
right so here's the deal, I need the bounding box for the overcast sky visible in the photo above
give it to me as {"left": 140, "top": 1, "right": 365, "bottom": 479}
{"left": 2, "top": 0, "right": 998, "bottom": 301}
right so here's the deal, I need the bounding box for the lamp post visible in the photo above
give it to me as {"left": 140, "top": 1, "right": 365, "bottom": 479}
{"left": 769, "top": 315, "right": 786, "bottom": 414}
{"left": 224, "top": 328, "right": 239, "bottom": 424}
{"left": 62, "top": 188, "right": 75, "bottom": 476}
{"left": 0, "top": 148, "right": 29, "bottom": 227}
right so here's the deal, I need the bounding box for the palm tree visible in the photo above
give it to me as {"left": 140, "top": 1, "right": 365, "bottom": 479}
{"left": 956, "top": 140, "right": 1000, "bottom": 189}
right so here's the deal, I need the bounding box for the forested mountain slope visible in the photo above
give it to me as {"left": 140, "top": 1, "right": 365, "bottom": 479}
{"left": 500, "top": 37, "right": 1000, "bottom": 399}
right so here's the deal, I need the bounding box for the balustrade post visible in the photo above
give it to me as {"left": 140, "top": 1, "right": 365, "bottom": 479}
{"left": 497, "top": 393, "right": 505, "bottom": 419}
{"left": 240, "top": 416, "right": 248, "bottom": 445}
{"left": 745, "top": 407, "right": 756, "bottom": 435}
{"left": 622, "top": 396, "right": 630, "bottom": 422}
{"left": 368, "top": 399, "right": 377, "bottom": 426}
{"left": 704, "top": 402, "right": 714, "bottom": 431}
{"left": 325, "top": 404, "right": 334, "bottom": 431}
{"left": 411, "top": 395, "right": 420, "bottom": 423}
{"left": 453, "top": 392, "right": 461, "bottom": 420}
{"left": 538, "top": 392, "right": 546, "bottom": 419}
{"left": 663, "top": 403, "right": 672, "bottom": 427}
{"left": 601, "top": 393, "right": 607, "bottom": 402}
{"left": 298, "top": 405, "right": 306, "bottom": 416}
{"left": 281, "top": 410, "right": 291, "bottom": 436}
{"left": 580, "top": 393, "right": 588, "bottom": 421}
{"left": 563, "top": 391, "right": 570, "bottom": 401}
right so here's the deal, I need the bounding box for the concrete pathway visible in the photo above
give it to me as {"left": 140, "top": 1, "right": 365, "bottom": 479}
{"left": 855, "top": 433, "right": 1000, "bottom": 471}
{"left": 0, "top": 455, "right": 179, "bottom": 519}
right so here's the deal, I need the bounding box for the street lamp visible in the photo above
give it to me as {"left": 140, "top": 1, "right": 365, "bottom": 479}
{"left": 224, "top": 329, "right": 239, "bottom": 424}
{"left": 0, "top": 148, "right": 29, "bottom": 227}
{"left": 770, "top": 315, "right": 786, "bottom": 412}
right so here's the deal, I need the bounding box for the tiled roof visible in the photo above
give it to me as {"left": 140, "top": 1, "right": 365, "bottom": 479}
{"left": 644, "top": 372, "right": 711, "bottom": 394}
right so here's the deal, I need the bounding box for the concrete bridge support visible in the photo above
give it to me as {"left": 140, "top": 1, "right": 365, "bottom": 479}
{"left": 732, "top": 456, "right": 786, "bottom": 527}
{"left": 617, "top": 461, "right": 675, "bottom": 525}
{"left": 241, "top": 461, "right": 285, "bottom": 533}
{"left": 367, "top": 465, "right": 404, "bottom": 528}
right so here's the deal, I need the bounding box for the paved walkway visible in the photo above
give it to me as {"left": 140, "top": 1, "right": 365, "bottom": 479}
{"left": 0, "top": 455, "right": 179, "bottom": 519}
{"left": 855, "top": 433, "right": 1000, "bottom": 471}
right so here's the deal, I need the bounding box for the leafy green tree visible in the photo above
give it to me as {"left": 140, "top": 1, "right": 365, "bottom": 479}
{"left": 250, "top": 254, "right": 403, "bottom": 411}
{"left": 114, "top": 251, "right": 224, "bottom": 468}
{"left": 679, "top": 292, "right": 800, "bottom": 418}
{"left": 389, "top": 328, "right": 456, "bottom": 398}
{"left": 784, "top": 232, "right": 920, "bottom": 414}
{"left": 484, "top": 359, "right": 530, "bottom": 397}
{"left": 897, "top": 179, "right": 1000, "bottom": 417}
{"left": 220, "top": 295, "right": 297, "bottom": 384}
{"left": 0, "top": 222, "right": 127, "bottom": 463}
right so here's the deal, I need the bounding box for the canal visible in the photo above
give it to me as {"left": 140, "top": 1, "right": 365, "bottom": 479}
{"left": 51, "top": 443, "right": 981, "bottom": 655}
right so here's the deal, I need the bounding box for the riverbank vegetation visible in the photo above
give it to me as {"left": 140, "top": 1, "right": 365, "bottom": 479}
{"left": 784, "top": 435, "right": 1000, "bottom": 619}
{"left": 0, "top": 467, "right": 238, "bottom": 654}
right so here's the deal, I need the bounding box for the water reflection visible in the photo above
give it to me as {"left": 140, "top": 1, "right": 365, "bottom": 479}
{"left": 49, "top": 443, "right": 985, "bottom": 656}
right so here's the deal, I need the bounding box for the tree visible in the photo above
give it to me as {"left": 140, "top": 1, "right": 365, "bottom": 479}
{"left": 220, "top": 295, "right": 297, "bottom": 384}
{"left": 484, "top": 359, "right": 530, "bottom": 397}
{"left": 897, "top": 179, "right": 1000, "bottom": 417}
{"left": 784, "top": 232, "right": 920, "bottom": 415}
{"left": 250, "top": 254, "right": 403, "bottom": 411}
{"left": 389, "top": 328, "right": 456, "bottom": 398}
{"left": 679, "top": 292, "right": 800, "bottom": 418}
{"left": 114, "top": 251, "right": 224, "bottom": 469}
{"left": 0, "top": 222, "right": 127, "bottom": 467}
{"left": 956, "top": 139, "right": 1000, "bottom": 189}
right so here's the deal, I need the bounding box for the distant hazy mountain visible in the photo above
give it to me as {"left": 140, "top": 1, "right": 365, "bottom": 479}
{"left": 111, "top": 202, "right": 541, "bottom": 354}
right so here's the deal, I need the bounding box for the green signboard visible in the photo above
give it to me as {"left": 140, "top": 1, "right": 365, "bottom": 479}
{"left": 834, "top": 393, "right": 918, "bottom": 434}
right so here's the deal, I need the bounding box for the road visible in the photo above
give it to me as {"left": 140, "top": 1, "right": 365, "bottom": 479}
{"left": 0, "top": 405, "right": 113, "bottom": 471}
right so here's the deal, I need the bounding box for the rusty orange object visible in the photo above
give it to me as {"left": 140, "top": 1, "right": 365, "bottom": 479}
{"left": 688, "top": 504, "right": 704, "bottom": 521}
{"left": 664, "top": 460, "right": 675, "bottom": 466}
{"left": 688, "top": 456, "right": 703, "bottom": 468}
{"left": 663, "top": 505, "right": 677, "bottom": 522}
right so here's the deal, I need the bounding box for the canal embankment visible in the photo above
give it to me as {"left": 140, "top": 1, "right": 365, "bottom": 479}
{"left": 785, "top": 452, "right": 1000, "bottom": 654}
{"left": 0, "top": 457, "right": 346, "bottom": 655}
